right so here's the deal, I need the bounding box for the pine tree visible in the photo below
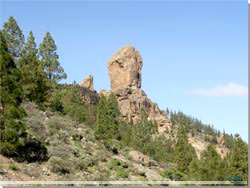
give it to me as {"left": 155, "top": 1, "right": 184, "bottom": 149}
{"left": 189, "top": 144, "right": 227, "bottom": 181}
{"left": 39, "top": 32, "right": 66, "bottom": 82}
{"left": 166, "top": 108, "right": 170, "bottom": 118}
{"left": 227, "top": 135, "right": 248, "bottom": 180}
{"left": 94, "top": 93, "right": 120, "bottom": 140}
{"left": 95, "top": 94, "right": 108, "bottom": 140}
{"left": 132, "top": 110, "right": 157, "bottom": 154}
{"left": 61, "top": 84, "right": 86, "bottom": 123}
{"left": 106, "top": 93, "right": 120, "bottom": 140}
{"left": 2, "top": 16, "right": 25, "bottom": 60}
{"left": 174, "top": 125, "right": 197, "bottom": 173}
{"left": 22, "top": 31, "right": 38, "bottom": 59}
{"left": 19, "top": 31, "right": 49, "bottom": 105}
{"left": 0, "top": 31, "right": 27, "bottom": 156}
{"left": 188, "top": 158, "right": 202, "bottom": 180}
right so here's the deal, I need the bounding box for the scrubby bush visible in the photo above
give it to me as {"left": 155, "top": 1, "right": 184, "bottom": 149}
{"left": 16, "top": 137, "right": 48, "bottom": 162}
{"left": 49, "top": 157, "right": 73, "bottom": 174}
{"left": 84, "top": 156, "right": 98, "bottom": 168}
{"left": 104, "top": 139, "right": 121, "bottom": 155}
{"left": 96, "top": 150, "right": 108, "bottom": 162}
{"left": 109, "top": 158, "right": 127, "bottom": 167}
{"left": 160, "top": 168, "right": 186, "bottom": 181}
{"left": 8, "top": 162, "right": 19, "bottom": 171}
{"left": 49, "top": 143, "right": 73, "bottom": 160}
{"left": 94, "top": 169, "right": 111, "bottom": 181}
{"left": 76, "top": 158, "right": 88, "bottom": 171}
{"left": 75, "top": 155, "right": 98, "bottom": 172}
{"left": 108, "top": 159, "right": 129, "bottom": 179}
{"left": 22, "top": 163, "right": 41, "bottom": 178}
{"left": 117, "top": 168, "right": 129, "bottom": 179}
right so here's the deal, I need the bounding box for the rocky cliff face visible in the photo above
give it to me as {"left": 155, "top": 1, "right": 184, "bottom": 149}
{"left": 103, "top": 46, "right": 171, "bottom": 132}
{"left": 79, "top": 75, "right": 99, "bottom": 107}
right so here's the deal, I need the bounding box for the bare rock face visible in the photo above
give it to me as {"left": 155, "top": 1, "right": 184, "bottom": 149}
{"left": 106, "top": 46, "right": 171, "bottom": 132}
{"left": 79, "top": 75, "right": 99, "bottom": 107}
{"left": 80, "top": 75, "right": 94, "bottom": 91}
{"left": 108, "top": 45, "right": 143, "bottom": 90}
{"left": 78, "top": 87, "right": 99, "bottom": 107}
{"left": 100, "top": 88, "right": 171, "bottom": 132}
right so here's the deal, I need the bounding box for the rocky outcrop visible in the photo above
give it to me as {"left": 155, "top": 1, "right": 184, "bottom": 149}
{"left": 108, "top": 45, "right": 142, "bottom": 90}
{"left": 79, "top": 75, "right": 99, "bottom": 107}
{"left": 103, "top": 46, "right": 171, "bottom": 132}
{"left": 188, "top": 133, "right": 229, "bottom": 159}
{"left": 80, "top": 75, "right": 94, "bottom": 91}
{"left": 128, "top": 150, "right": 150, "bottom": 165}
{"left": 217, "top": 134, "right": 225, "bottom": 145}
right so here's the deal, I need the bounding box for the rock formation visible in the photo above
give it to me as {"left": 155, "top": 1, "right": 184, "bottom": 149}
{"left": 108, "top": 45, "right": 142, "bottom": 90}
{"left": 103, "top": 45, "right": 171, "bottom": 132}
{"left": 217, "top": 134, "right": 225, "bottom": 145}
{"left": 80, "top": 75, "right": 94, "bottom": 91}
{"left": 79, "top": 75, "right": 99, "bottom": 107}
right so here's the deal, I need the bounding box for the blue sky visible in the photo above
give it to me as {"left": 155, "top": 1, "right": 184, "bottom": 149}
{"left": 1, "top": 0, "right": 248, "bottom": 141}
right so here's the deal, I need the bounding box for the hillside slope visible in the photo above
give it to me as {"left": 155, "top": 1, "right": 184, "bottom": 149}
{"left": 0, "top": 102, "right": 179, "bottom": 181}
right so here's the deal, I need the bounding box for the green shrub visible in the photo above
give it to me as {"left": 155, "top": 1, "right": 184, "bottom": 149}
{"left": 96, "top": 150, "right": 108, "bottom": 162}
{"left": 174, "top": 170, "right": 187, "bottom": 181}
{"left": 138, "top": 171, "right": 146, "bottom": 177}
{"left": 94, "top": 168, "right": 111, "bottom": 181}
{"left": 47, "top": 88, "right": 64, "bottom": 113}
{"left": 49, "top": 157, "right": 73, "bottom": 174}
{"left": 9, "top": 162, "right": 19, "bottom": 171}
{"left": 76, "top": 158, "right": 88, "bottom": 171}
{"left": 104, "top": 139, "right": 121, "bottom": 154}
{"left": 49, "top": 144, "right": 73, "bottom": 160}
{"left": 71, "top": 132, "right": 84, "bottom": 141}
{"left": 161, "top": 169, "right": 186, "bottom": 181}
{"left": 117, "top": 168, "right": 129, "bottom": 179}
{"left": 84, "top": 157, "right": 98, "bottom": 168}
{"left": 46, "top": 85, "right": 86, "bottom": 123}
{"left": 16, "top": 137, "right": 48, "bottom": 162}
{"left": 47, "top": 117, "right": 67, "bottom": 130}
{"left": 76, "top": 156, "right": 98, "bottom": 171}
{"left": 108, "top": 159, "right": 122, "bottom": 170}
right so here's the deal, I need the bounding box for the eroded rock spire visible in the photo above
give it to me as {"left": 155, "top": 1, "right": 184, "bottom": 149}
{"left": 108, "top": 45, "right": 143, "bottom": 90}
